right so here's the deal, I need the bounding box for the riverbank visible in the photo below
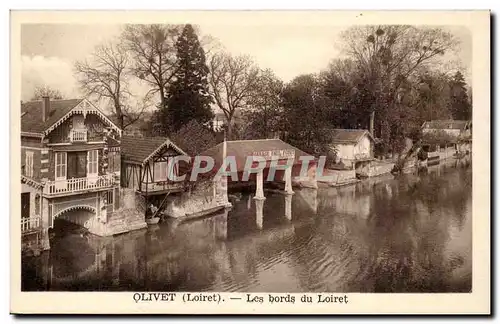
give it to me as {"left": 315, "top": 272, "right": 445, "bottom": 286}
{"left": 22, "top": 158, "right": 472, "bottom": 293}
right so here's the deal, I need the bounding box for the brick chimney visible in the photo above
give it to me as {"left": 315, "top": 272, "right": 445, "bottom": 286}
{"left": 42, "top": 96, "right": 50, "bottom": 122}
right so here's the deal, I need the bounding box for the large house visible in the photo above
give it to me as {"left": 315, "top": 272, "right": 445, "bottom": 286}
{"left": 20, "top": 97, "right": 145, "bottom": 254}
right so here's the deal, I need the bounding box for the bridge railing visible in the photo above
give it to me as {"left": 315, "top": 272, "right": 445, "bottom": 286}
{"left": 43, "top": 174, "right": 115, "bottom": 196}
{"left": 21, "top": 216, "right": 41, "bottom": 233}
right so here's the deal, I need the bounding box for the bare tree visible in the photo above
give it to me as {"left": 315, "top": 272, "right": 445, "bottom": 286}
{"left": 208, "top": 52, "right": 259, "bottom": 139}
{"left": 121, "top": 24, "right": 181, "bottom": 109}
{"left": 75, "top": 41, "right": 148, "bottom": 130}
{"left": 31, "top": 85, "right": 63, "bottom": 100}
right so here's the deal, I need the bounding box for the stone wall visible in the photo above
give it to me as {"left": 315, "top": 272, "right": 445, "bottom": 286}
{"left": 84, "top": 188, "right": 147, "bottom": 237}
{"left": 318, "top": 168, "right": 357, "bottom": 186}
{"left": 357, "top": 161, "right": 395, "bottom": 177}
{"left": 292, "top": 163, "right": 317, "bottom": 189}
{"left": 164, "top": 179, "right": 231, "bottom": 219}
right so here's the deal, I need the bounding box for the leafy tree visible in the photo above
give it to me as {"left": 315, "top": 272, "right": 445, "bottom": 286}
{"left": 208, "top": 52, "right": 259, "bottom": 140}
{"left": 31, "top": 85, "right": 63, "bottom": 100}
{"left": 242, "top": 68, "right": 284, "bottom": 139}
{"left": 164, "top": 24, "right": 214, "bottom": 132}
{"left": 170, "top": 119, "right": 217, "bottom": 156}
{"left": 413, "top": 69, "right": 453, "bottom": 123}
{"left": 449, "top": 71, "right": 472, "bottom": 120}
{"left": 320, "top": 61, "right": 375, "bottom": 130}
{"left": 281, "top": 74, "right": 331, "bottom": 155}
{"left": 421, "top": 129, "right": 457, "bottom": 145}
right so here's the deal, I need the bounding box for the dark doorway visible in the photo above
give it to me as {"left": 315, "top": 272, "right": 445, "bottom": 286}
{"left": 21, "top": 192, "right": 30, "bottom": 219}
{"left": 67, "top": 151, "right": 87, "bottom": 179}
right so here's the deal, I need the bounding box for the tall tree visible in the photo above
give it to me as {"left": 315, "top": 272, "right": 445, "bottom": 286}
{"left": 320, "top": 60, "right": 375, "bottom": 129}
{"left": 449, "top": 71, "right": 472, "bottom": 120}
{"left": 242, "top": 68, "right": 284, "bottom": 139}
{"left": 414, "top": 69, "right": 453, "bottom": 123}
{"left": 164, "top": 24, "right": 214, "bottom": 132}
{"left": 208, "top": 52, "right": 259, "bottom": 140}
{"left": 31, "top": 85, "right": 63, "bottom": 100}
{"left": 74, "top": 41, "right": 147, "bottom": 130}
{"left": 122, "top": 24, "right": 181, "bottom": 110}
{"left": 340, "top": 25, "right": 458, "bottom": 153}
{"left": 281, "top": 74, "right": 331, "bottom": 155}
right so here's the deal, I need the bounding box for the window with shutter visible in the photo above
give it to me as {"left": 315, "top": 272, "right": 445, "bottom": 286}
{"left": 25, "top": 151, "right": 34, "bottom": 177}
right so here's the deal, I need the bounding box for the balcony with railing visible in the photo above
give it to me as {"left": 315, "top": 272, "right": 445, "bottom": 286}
{"left": 139, "top": 181, "right": 185, "bottom": 194}
{"left": 21, "top": 216, "right": 41, "bottom": 234}
{"left": 70, "top": 128, "right": 88, "bottom": 142}
{"left": 43, "top": 174, "right": 115, "bottom": 196}
{"left": 354, "top": 152, "right": 373, "bottom": 161}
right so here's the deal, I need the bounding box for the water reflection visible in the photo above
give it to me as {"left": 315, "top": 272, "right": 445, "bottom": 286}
{"left": 22, "top": 158, "right": 472, "bottom": 292}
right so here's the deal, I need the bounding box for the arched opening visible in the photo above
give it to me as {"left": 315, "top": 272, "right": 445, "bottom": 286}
{"left": 52, "top": 206, "right": 97, "bottom": 238}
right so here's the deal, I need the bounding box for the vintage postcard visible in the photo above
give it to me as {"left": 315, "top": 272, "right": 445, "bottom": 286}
{"left": 10, "top": 10, "right": 490, "bottom": 315}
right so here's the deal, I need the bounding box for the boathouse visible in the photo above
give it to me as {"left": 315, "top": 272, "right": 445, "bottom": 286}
{"left": 120, "top": 135, "right": 189, "bottom": 216}
{"left": 20, "top": 97, "right": 147, "bottom": 254}
{"left": 121, "top": 135, "right": 233, "bottom": 220}
{"left": 200, "top": 139, "right": 318, "bottom": 200}
{"left": 328, "top": 129, "right": 375, "bottom": 168}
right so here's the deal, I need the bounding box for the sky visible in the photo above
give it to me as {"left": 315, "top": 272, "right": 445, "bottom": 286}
{"left": 20, "top": 23, "right": 472, "bottom": 106}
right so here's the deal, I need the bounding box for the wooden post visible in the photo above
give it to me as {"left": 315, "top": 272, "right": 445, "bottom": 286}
{"left": 254, "top": 169, "right": 265, "bottom": 200}
{"left": 255, "top": 199, "right": 264, "bottom": 229}
{"left": 285, "top": 194, "right": 292, "bottom": 221}
{"left": 284, "top": 166, "right": 294, "bottom": 195}
{"left": 144, "top": 165, "right": 148, "bottom": 217}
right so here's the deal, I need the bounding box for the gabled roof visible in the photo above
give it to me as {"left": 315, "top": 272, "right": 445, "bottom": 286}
{"left": 422, "top": 120, "right": 471, "bottom": 130}
{"left": 329, "top": 129, "right": 374, "bottom": 144}
{"left": 121, "top": 135, "right": 188, "bottom": 165}
{"left": 21, "top": 98, "right": 121, "bottom": 136}
{"left": 200, "top": 139, "right": 313, "bottom": 173}
{"left": 21, "top": 99, "right": 82, "bottom": 134}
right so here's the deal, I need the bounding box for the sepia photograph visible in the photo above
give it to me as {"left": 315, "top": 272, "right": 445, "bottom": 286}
{"left": 10, "top": 10, "right": 490, "bottom": 314}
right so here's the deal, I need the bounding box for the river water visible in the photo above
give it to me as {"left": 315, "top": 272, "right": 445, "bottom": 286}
{"left": 22, "top": 157, "right": 472, "bottom": 292}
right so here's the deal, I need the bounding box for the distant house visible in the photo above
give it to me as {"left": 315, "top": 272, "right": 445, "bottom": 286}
{"left": 211, "top": 110, "right": 243, "bottom": 132}
{"left": 212, "top": 112, "right": 226, "bottom": 131}
{"left": 329, "top": 129, "right": 375, "bottom": 168}
{"left": 422, "top": 120, "right": 472, "bottom": 139}
{"left": 421, "top": 120, "right": 472, "bottom": 158}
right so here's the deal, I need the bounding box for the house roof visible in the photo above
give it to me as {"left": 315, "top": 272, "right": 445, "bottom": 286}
{"left": 422, "top": 120, "right": 471, "bottom": 130}
{"left": 121, "top": 135, "right": 187, "bottom": 164}
{"left": 329, "top": 129, "right": 374, "bottom": 144}
{"left": 105, "top": 136, "right": 120, "bottom": 147}
{"left": 200, "top": 139, "right": 314, "bottom": 173}
{"left": 21, "top": 99, "right": 83, "bottom": 134}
